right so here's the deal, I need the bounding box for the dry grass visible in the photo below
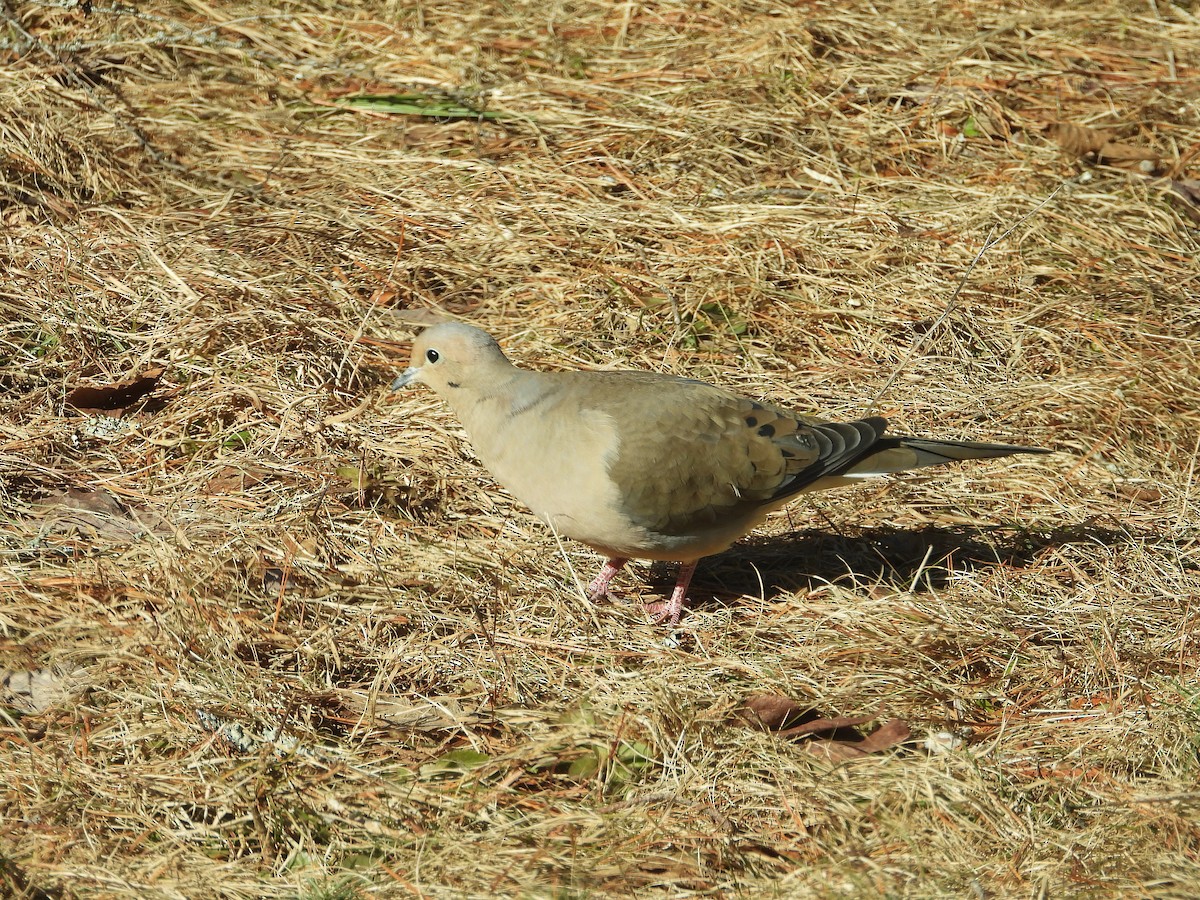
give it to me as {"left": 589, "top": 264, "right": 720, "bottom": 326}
{"left": 2, "top": 0, "right": 1199, "bottom": 897}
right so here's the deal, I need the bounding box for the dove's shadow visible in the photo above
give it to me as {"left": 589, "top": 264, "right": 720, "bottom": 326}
{"left": 645, "top": 519, "right": 1138, "bottom": 609}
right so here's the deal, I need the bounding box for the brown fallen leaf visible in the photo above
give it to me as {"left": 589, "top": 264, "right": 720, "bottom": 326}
{"left": 735, "top": 693, "right": 814, "bottom": 731}
{"left": 732, "top": 693, "right": 911, "bottom": 759}
{"left": 851, "top": 718, "right": 912, "bottom": 753}
{"left": 1108, "top": 481, "right": 1164, "bottom": 503}
{"left": 205, "top": 465, "right": 267, "bottom": 494}
{"left": 808, "top": 720, "right": 912, "bottom": 762}
{"left": 1097, "top": 141, "right": 1161, "bottom": 171}
{"left": 1, "top": 667, "right": 85, "bottom": 715}
{"left": 1045, "top": 121, "right": 1161, "bottom": 172}
{"left": 32, "top": 486, "right": 169, "bottom": 542}
{"left": 1167, "top": 179, "right": 1200, "bottom": 224}
{"left": 66, "top": 366, "right": 167, "bottom": 415}
{"left": 736, "top": 693, "right": 876, "bottom": 735}
{"left": 33, "top": 486, "right": 137, "bottom": 539}
{"left": 1046, "top": 122, "right": 1106, "bottom": 157}
{"left": 386, "top": 307, "right": 453, "bottom": 326}
{"left": 337, "top": 690, "right": 488, "bottom": 732}
{"left": 780, "top": 711, "right": 880, "bottom": 740}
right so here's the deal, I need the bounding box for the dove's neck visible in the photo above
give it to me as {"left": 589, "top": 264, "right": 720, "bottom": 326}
{"left": 445, "top": 367, "right": 557, "bottom": 452}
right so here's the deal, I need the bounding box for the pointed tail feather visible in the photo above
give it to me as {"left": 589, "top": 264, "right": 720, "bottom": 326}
{"left": 844, "top": 437, "right": 1050, "bottom": 477}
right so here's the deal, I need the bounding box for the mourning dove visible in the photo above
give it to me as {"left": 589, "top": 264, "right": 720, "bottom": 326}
{"left": 392, "top": 323, "right": 1049, "bottom": 625}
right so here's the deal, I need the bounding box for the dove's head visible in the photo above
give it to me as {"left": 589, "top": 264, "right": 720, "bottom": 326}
{"left": 391, "top": 323, "right": 513, "bottom": 397}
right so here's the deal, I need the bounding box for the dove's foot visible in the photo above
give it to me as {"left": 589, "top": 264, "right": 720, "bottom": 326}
{"left": 587, "top": 558, "right": 628, "bottom": 602}
{"left": 645, "top": 560, "right": 696, "bottom": 626}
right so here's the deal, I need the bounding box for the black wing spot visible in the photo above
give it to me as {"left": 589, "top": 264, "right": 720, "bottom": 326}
{"left": 750, "top": 401, "right": 764, "bottom": 411}
{"left": 757, "top": 424, "right": 776, "bottom": 438}
{"left": 745, "top": 416, "right": 758, "bottom": 427}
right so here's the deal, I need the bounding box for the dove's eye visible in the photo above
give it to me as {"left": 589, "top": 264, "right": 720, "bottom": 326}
{"left": 425, "top": 349, "right": 440, "bottom": 363}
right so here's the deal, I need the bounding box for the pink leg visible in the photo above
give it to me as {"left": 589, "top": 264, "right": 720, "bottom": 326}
{"left": 587, "top": 558, "right": 628, "bottom": 601}
{"left": 646, "top": 561, "right": 698, "bottom": 626}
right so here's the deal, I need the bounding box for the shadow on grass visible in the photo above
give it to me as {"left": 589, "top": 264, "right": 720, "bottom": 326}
{"left": 650, "top": 518, "right": 1147, "bottom": 608}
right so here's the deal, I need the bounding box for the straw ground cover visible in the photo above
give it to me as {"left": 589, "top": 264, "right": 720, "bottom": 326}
{"left": 2, "top": 0, "right": 1199, "bottom": 896}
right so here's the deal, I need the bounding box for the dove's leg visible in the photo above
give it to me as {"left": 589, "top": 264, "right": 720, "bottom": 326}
{"left": 587, "top": 558, "right": 628, "bottom": 601}
{"left": 645, "top": 560, "right": 697, "bottom": 626}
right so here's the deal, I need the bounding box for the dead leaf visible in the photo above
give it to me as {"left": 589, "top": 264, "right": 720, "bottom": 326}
{"left": 1108, "top": 482, "right": 1163, "bottom": 502}
{"left": 805, "top": 720, "right": 912, "bottom": 761}
{"left": 1167, "top": 179, "right": 1200, "bottom": 224}
{"left": 368, "top": 286, "right": 399, "bottom": 305}
{"left": 735, "top": 693, "right": 813, "bottom": 730}
{"left": 1046, "top": 122, "right": 1107, "bottom": 157}
{"left": 780, "top": 711, "right": 879, "bottom": 740}
{"left": 66, "top": 367, "right": 166, "bottom": 415}
{"left": 853, "top": 718, "right": 912, "bottom": 753}
{"left": 338, "top": 690, "right": 487, "bottom": 732}
{"left": 205, "top": 465, "right": 267, "bottom": 493}
{"left": 32, "top": 487, "right": 169, "bottom": 542}
{"left": 35, "top": 486, "right": 126, "bottom": 518}
{"left": 733, "top": 693, "right": 910, "bottom": 759}
{"left": 387, "top": 307, "right": 453, "bottom": 326}
{"left": 1096, "top": 142, "right": 1160, "bottom": 168}
{"left": 808, "top": 736, "right": 871, "bottom": 762}
{"left": 735, "top": 693, "right": 876, "bottom": 735}
{"left": 1169, "top": 179, "right": 1200, "bottom": 204}
{"left": 1045, "top": 122, "right": 1161, "bottom": 172}
{"left": 1, "top": 667, "right": 84, "bottom": 714}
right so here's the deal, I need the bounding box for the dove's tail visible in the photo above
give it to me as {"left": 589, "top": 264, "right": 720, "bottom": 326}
{"left": 841, "top": 436, "right": 1051, "bottom": 478}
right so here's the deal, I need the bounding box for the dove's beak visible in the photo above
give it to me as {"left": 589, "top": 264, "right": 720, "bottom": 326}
{"left": 391, "top": 367, "right": 421, "bottom": 390}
